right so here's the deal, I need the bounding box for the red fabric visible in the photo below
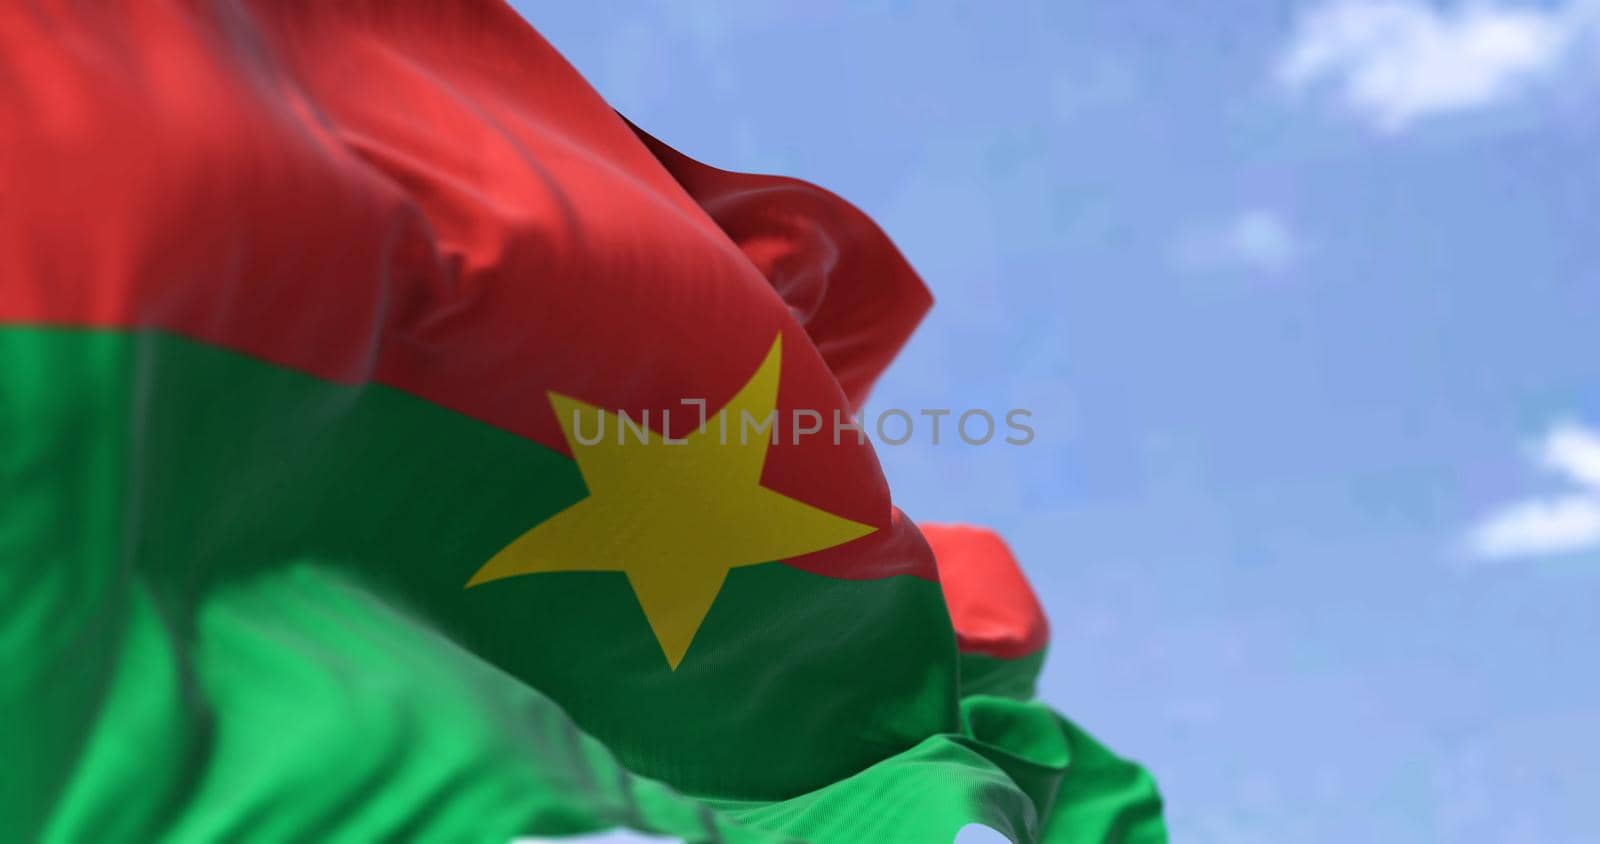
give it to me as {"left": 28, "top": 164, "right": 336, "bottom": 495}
{"left": 921, "top": 524, "right": 1050, "bottom": 659}
{"left": 632, "top": 126, "right": 932, "bottom": 413}
{"left": 0, "top": 0, "right": 934, "bottom": 581}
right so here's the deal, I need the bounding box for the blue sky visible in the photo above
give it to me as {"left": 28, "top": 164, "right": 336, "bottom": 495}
{"left": 518, "top": 2, "right": 1600, "bottom": 840}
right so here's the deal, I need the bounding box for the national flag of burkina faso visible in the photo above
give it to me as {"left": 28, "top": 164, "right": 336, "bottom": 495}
{"left": 1, "top": 2, "right": 1165, "bottom": 842}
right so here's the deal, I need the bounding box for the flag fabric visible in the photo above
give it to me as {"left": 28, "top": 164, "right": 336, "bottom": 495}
{"left": 0, "top": 2, "right": 1165, "bottom": 842}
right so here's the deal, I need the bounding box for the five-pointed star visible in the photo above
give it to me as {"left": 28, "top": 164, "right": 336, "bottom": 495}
{"left": 466, "top": 335, "right": 876, "bottom": 669}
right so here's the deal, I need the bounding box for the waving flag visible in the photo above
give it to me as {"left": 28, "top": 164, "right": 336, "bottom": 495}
{"left": 1, "top": 2, "right": 1164, "bottom": 841}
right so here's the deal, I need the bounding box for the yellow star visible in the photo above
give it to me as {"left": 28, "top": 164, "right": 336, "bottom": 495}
{"left": 466, "top": 335, "right": 876, "bottom": 668}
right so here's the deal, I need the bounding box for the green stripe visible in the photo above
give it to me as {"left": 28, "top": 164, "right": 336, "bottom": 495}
{"left": 0, "top": 327, "right": 955, "bottom": 802}
{"left": 36, "top": 562, "right": 780, "bottom": 843}
{"left": 961, "top": 649, "right": 1048, "bottom": 702}
{"left": 2, "top": 326, "right": 1166, "bottom": 842}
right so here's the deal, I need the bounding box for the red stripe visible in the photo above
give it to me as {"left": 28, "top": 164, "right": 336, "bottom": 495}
{"left": 0, "top": 0, "right": 935, "bottom": 582}
{"left": 921, "top": 524, "right": 1050, "bottom": 659}
{"left": 632, "top": 125, "right": 932, "bottom": 414}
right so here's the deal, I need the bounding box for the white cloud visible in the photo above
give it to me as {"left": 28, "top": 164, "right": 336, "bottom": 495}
{"left": 1175, "top": 210, "right": 1301, "bottom": 274}
{"left": 1539, "top": 420, "right": 1600, "bottom": 489}
{"left": 1278, "top": 0, "right": 1600, "bottom": 131}
{"left": 1468, "top": 493, "right": 1600, "bottom": 558}
{"left": 1466, "top": 420, "right": 1600, "bottom": 560}
{"left": 1225, "top": 211, "right": 1301, "bottom": 272}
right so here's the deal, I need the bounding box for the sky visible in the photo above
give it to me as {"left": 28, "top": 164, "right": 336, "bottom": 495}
{"left": 516, "top": 2, "right": 1600, "bottom": 841}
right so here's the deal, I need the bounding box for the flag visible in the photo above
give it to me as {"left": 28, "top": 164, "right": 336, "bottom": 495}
{"left": 0, "top": 2, "right": 1165, "bottom": 841}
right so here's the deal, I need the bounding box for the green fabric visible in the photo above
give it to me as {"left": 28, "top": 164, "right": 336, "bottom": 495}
{"left": 960, "top": 650, "right": 1048, "bottom": 702}
{"left": 2, "top": 327, "right": 1164, "bottom": 842}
